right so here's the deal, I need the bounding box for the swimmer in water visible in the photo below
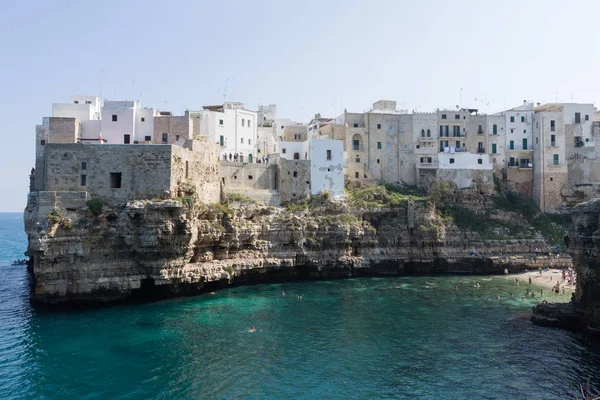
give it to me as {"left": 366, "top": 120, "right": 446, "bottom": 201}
{"left": 282, "top": 291, "right": 286, "bottom": 296}
{"left": 496, "top": 294, "right": 500, "bottom": 300}
{"left": 474, "top": 283, "right": 481, "bottom": 288}
{"left": 454, "top": 284, "right": 458, "bottom": 290}
{"left": 249, "top": 326, "right": 256, "bottom": 333}
{"left": 297, "top": 295, "right": 303, "bottom": 300}
{"left": 209, "top": 292, "right": 216, "bottom": 295}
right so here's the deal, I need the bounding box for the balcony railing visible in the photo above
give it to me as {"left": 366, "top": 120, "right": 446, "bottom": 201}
{"left": 477, "top": 148, "right": 485, "bottom": 154}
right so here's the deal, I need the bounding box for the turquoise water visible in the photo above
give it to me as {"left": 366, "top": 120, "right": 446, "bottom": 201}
{"left": 1, "top": 212, "right": 600, "bottom": 399}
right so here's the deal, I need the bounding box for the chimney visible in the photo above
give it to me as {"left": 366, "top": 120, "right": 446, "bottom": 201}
{"left": 523, "top": 100, "right": 527, "bottom": 105}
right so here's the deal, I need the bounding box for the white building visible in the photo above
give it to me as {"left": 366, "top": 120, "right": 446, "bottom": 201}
{"left": 197, "top": 102, "right": 258, "bottom": 163}
{"left": 309, "top": 139, "right": 344, "bottom": 199}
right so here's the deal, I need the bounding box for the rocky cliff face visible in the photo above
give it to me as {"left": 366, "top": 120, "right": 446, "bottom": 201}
{"left": 24, "top": 191, "right": 569, "bottom": 305}
{"left": 532, "top": 199, "right": 600, "bottom": 333}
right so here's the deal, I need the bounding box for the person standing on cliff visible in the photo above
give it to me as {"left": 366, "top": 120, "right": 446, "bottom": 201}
{"left": 529, "top": 276, "right": 532, "bottom": 285}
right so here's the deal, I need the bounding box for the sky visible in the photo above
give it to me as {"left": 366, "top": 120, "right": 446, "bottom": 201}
{"left": 1, "top": 0, "right": 600, "bottom": 211}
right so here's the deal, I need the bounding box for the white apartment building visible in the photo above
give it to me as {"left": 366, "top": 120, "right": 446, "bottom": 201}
{"left": 197, "top": 102, "right": 258, "bottom": 163}
{"left": 309, "top": 139, "right": 344, "bottom": 199}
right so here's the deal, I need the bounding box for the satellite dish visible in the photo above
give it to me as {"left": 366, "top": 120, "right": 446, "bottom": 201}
{"left": 456, "top": 105, "right": 460, "bottom": 109}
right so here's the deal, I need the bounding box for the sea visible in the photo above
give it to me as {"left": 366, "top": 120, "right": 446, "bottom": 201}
{"left": 1, "top": 211, "right": 599, "bottom": 399}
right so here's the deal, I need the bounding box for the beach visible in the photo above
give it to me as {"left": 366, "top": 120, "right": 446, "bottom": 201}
{"left": 503, "top": 268, "right": 576, "bottom": 296}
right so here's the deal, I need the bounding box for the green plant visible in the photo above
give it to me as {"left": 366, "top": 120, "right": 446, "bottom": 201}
{"left": 86, "top": 198, "right": 103, "bottom": 216}
{"left": 428, "top": 180, "right": 456, "bottom": 205}
{"left": 224, "top": 265, "right": 235, "bottom": 275}
{"left": 46, "top": 209, "right": 62, "bottom": 225}
{"left": 174, "top": 196, "right": 194, "bottom": 208}
{"left": 212, "top": 202, "right": 235, "bottom": 217}
{"left": 60, "top": 218, "right": 73, "bottom": 230}
{"left": 226, "top": 193, "right": 257, "bottom": 204}
{"left": 346, "top": 185, "right": 426, "bottom": 209}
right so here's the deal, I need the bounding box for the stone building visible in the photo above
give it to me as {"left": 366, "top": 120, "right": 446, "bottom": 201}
{"left": 36, "top": 138, "right": 220, "bottom": 205}
{"left": 532, "top": 103, "right": 596, "bottom": 212}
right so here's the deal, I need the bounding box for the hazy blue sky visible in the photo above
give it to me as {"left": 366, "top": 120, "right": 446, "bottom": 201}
{"left": 1, "top": 0, "right": 599, "bottom": 211}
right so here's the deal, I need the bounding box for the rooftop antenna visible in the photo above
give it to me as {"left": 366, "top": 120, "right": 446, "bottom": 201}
{"left": 460, "top": 88, "right": 463, "bottom": 106}
{"left": 556, "top": 90, "right": 558, "bottom": 103}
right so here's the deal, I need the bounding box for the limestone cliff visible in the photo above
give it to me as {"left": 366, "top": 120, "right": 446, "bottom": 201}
{"left": 24, "top": 189, "right": 569, "bottom": 304}
{"left": 532, "top": 199, "right": 600, "bottom": 333}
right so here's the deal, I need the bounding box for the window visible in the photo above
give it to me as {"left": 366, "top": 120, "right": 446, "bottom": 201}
{"left": 427, "top": 129, "right": 431, "bottom": 137}
{"left": 248, "top": 175, "right": 253, "bottom": 180}
{"left": 293, "top": 171, "right": 298, "bottom": 177}
{"left": 249, "top": 139, "right": 251, "bottom": 145}
{"left": 241, "top": 138, "right": 244, "bottom": 144}
{"left": 575, "top": 113, "right": 581, "bottom": 124}
{"left": 441, "top": 114, "right": 447, "bottom": 119}
{"left": 145, "top": 136, "right": 151, "bottom": 141}
{"left": 81, "top": 162, "right": 87, "bottom": 170}
{"left": 162, "top": 133, "right": 168, "bottom": 143}
{"left": 521, "top": 116, "right": 525, "bottom": 123}
{"left": 553, "top": 154, "right": 559, "bottom": 165}
{"left": 248, "top": 120, "right": 251, "bottom": 128}
{"left": 510, "top": 116, "right": 515, "bottom": 123}
{"left": 509, "top": 140, "right": 514, "bottom": 150}
{"left": 176, "top": 135, "right": 180, "bottom": 141}
{"left": 427, "top": 157, "right": 432, "bottom": 163}
{"left": 377, "top": 159, "right": 380, "bottom": 164}
{"left": 356, "top": 156, "right": 360, "bottom": 163}
{"left": 326, "top": 150, "right": 331, "bottom": 160}
{"left": 74, "top": 100, "right": 79, "bottom": 104}
{"left": 449, "top": 158, "right": 455, "bottom": 164}
{"left": 493, "top": 124, "right": 497, "bottom": 135}
{"left": 355, "top": 172, "right": 360, "bottom": 178}
{"left": 550, "top": 120, "right": 555, "bottom": 131}
{"left": 293, "top": 152, "right": 300, "bottom": 160}
{"left": 377, "top": 124, "right": 382, "bottom": 129}
{"left": 141, "top": 117, "right": 145, "bottom": 122}
{"left": 387, "top": 159, "right": 392, "bottom": 168}
{"left": 377, "top": 141, "right": 382, "bottom": 149}
{"left": 85, "top": 101, "right": 91, "bottom": 104}
{"left": 40, "top": 140, "right": 45, "bottom": 145}
{"left": 219, "top": 119, "right": 224, "bottom": 126}
{"left": 80, "top": 175, "right": 86, "bottom": 186}
{"left": 477, "top": 159, "right": 483, "bottom": 164}
{"left": 219, "top": 135, "right": 224, "bottom": 146}
{"left": 510, "top": 128, "right": 514, "bottom": 133}
{"left": 294, "top": 134, "right": 301, "bottom": 140}
{"left": 124, "top": 134, "right": 130, "bottom": 144}
{"left": 523, "top": 129, "right": 526, "bottom": 134}
{"left": 551, "top": 134, "right": 556, "bottom": 146}
{"left": 242, "top": 119, "right": 245, "bottom": 127}
{"left": 353, "top": 139, "right": 360, "bottom": 151}
{"left": 282, "top": 148, "right": 287, "bottom": 154}
{"left": 585, "top": 114, "right": 590, "bottom": 121}
{"left": 110, "top": 172, "right": 122, "bottom": 188}
{"left": 353, "top": 123, "right": 358, "bottom": 128}
{"left": 492, "top": 143, "right": 497, "bottom": 154}
{"left": 404, "top": 144, "right": 408, "bottom": 151}
{"left": 522, "top": 138, "right": 527, "bottom": 150}
{"left": 536, "top": 137, "right": 538, "bottom": 144}
{"left": 386, "top": 142, "right": 391, "bottom": 153}
{"left": 112, "top": 115, "right": 118, "bottom": 122}
{"left": 509, "top": 157, "right": 515, "bottom": 166}
{"left": 421, "top": 129, "right": 425, "bottom": 137}
{"left": 455, "top": 114, "right": 460, "bottom": 120}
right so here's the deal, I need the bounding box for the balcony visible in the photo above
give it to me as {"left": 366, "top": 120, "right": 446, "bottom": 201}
{"left": 477, "top": 147, "right": 485, "bottom": 154}
{"left": 418, "top": 136, "right": 435, "bottom": 142}
{"left": 477, "top": 128, "right": 484, "bottom": 135}
{"left": 417, "top": 161, "right": 438, "bottom": 169}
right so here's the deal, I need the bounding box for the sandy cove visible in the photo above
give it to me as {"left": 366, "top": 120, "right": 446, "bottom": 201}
{"left": 502, "top": 268, "right": 575, "bottom": 294}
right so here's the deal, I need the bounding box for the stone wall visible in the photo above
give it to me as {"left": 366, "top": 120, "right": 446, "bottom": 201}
{"left": 171, "top": 139, "right": 221, "bottom": 204}
{"left": 48, "top": 117, "right": 80, "bottom": 143}
{"left": 278, "top": 159, "right": 310, "bottom": 203}
{"left": 220, "top": 162, "right": 278, "bottom": 191}
{"left": 43, "top": 143, "right": 174, "bottom": 203}
{"left": 153, "top": 114, "right": 192, "bottom": 144}
{"left": 439, "top": 168, "right": 494, "bottom": 192}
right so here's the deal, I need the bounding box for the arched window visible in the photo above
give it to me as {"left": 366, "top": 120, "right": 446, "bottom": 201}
{"left": 352, "top": 134, "right": 362, "bottom": 151}
{"left": 293, "top": 152, "right": 300, "bottom": 160}
{"left": 427, "top": 129, "right": 431, "bottom": 137}
{"left": 421, "top": 129, "right": 425, "bottom": 137}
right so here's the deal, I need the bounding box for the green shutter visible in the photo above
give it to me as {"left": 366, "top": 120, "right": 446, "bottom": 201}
{"left": 492, "top": 144, "right": 497, "bottom": 154}
{"left": 510, "top": 140, "right": 514, "bottom": 150}
{"left": 522, "top": 138, "right": 527, "bottom": 150}
{"left": 554, "top": 154, "right": 559, "bottom": 165}
{"left": 219, "top": 135, "right": 224, "bottom": 146}
{"left": 493, "top": 124, "right": 497, "bottom": 135}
